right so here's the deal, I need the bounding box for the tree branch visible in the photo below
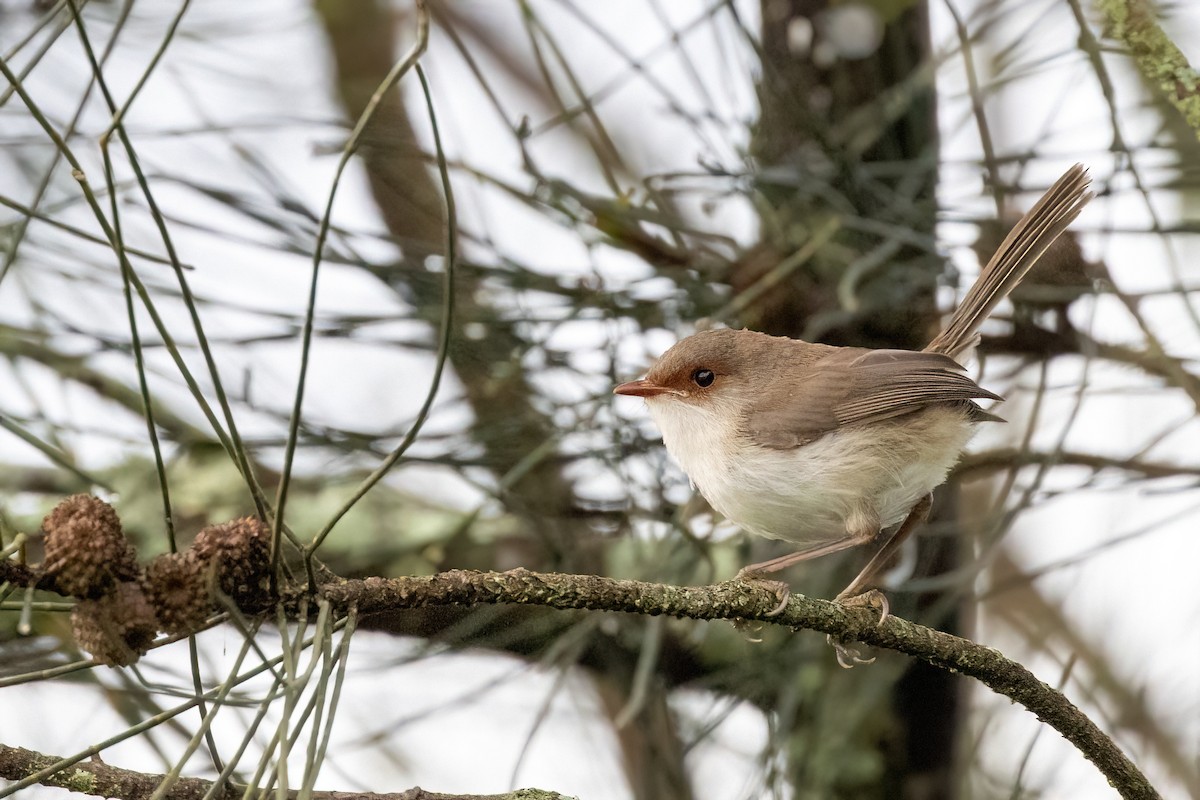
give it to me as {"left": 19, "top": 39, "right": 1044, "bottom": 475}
{"left": 0, "top": 561, "right": 1161, "bottom": 800}
{"left": 1098, "top": 0, "right": 1200, "bottom": 139}
{"left": 956, "top": 448, "right": 1200, "bottom": 481}
{"left": 0, "top": 744, "right": 571, "bottom": 800}
{"left": 313, "top": 569, "right": 1160, "bottom": 800}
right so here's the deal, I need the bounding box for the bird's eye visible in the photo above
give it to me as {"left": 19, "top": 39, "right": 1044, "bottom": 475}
{"left": 692, "top": 368, "right": 715, "bottom": 388}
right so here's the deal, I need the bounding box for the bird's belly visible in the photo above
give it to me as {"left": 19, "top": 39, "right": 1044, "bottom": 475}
{"left": 655, "top": 403, "right": 975, "bottom": 547}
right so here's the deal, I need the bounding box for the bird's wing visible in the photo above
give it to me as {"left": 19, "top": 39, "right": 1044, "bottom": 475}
{"left": 743, "top": 348, "right": 1001, "bottom": 449}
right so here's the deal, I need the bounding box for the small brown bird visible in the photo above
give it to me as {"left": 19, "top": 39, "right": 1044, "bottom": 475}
{"left": 615, "top": 166, "right": 1092, "bottom": 660}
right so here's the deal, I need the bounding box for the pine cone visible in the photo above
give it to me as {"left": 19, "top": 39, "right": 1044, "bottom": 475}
{"left": 191, "top": 517, "right": 272, "bottom": 611}
{"left": 143, "top": 552, "right": 211, "bottom": 636}
{"left": 42, "top": 495, "right": 139, "bottom": 598}
{"left": 71, "top": 581, "right": 159, "bottom": 667}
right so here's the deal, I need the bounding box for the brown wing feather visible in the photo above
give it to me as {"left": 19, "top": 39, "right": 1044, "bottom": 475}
{"left": 743, "top": 348, "right": 1000, "bottom": 449}
{"left": 742, "top": 360, "right": 850, "bottom": 448}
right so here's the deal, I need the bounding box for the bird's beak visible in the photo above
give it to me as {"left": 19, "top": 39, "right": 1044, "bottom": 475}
{"left": 613, "top": 378, "right": 678, "bottom": 398}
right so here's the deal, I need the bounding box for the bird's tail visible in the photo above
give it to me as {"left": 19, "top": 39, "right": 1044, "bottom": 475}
{"left": 925, "top": 164, "right": 1093, "bottom": 359}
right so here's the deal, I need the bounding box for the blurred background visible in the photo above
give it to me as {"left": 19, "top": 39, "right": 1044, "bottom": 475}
{"left": 1, "top": 0, "right": 1198, "bottom": 798}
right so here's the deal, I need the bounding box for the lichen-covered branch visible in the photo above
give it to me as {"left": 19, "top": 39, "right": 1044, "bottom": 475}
{"left": 0, "top": 744, "right": 571, "bottom": 800}
{"left": 0, "top": 557, "right": 1161, "bottom": 800}
{"left": 313, "top": 569, "right": 1161, "bottom": 800}
{"left": 1099, "top": 0, "right": 1200, "bottom": 138}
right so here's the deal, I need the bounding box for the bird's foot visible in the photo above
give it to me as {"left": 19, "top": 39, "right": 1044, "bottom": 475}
{"left": 826, "top": 635, "right": 876, "bottom": 669}
{"left": 731, "top": 619, "right": 765, "bottom": 643}
{"left": 825, "top": 589, "right": 890, "bottom": 668}
{"left": 731, "top": 568, "right": 791, "bottom": 617}
{"left": 834, "top": 588, "right": 890, "bottom": 625}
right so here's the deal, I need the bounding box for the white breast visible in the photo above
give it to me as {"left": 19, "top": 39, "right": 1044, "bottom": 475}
{"left": 646, "top": 397, "right": 975, "bottom": 547}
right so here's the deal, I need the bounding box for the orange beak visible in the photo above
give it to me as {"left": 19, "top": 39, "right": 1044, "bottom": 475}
{"left": 613, "top": 378, "right": 676, "bottom": 398}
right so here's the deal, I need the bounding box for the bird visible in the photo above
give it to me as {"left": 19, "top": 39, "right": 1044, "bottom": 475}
{"left": 614, "top": 165, "right": 1092, "bottom": 662}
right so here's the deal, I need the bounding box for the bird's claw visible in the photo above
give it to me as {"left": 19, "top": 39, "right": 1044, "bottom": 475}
{"left": 834, "top": 588, "right": 890, "bottom": 626}
{"left": 731, "top": 618, "right": 766, "bottom": 642}
{"left": 824, "top": 589, "right": 890, "bottom": 667}
{"left": 733, "top": 569, "right": 791, "bottom": 617}
{"left": 827, "top": 635, "right": 877, "bottom": 668}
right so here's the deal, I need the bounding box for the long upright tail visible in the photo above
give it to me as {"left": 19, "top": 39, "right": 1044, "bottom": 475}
{"left": 925, "top": 164, "right": 1093, "bottom": 359}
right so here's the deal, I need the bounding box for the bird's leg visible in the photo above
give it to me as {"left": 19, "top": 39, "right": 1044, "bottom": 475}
{"left": 825, "top": 494, "right": 933, "bottom": 668}
{"left": 837, "top": 493, "right": 933, "bottom": 605}
{"left": 733, "top": 533, "right": 876, "bottom": 617}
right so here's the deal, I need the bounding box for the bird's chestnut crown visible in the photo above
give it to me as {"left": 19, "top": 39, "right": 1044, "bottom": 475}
{"left": 616, "top": 328, "right": 807, "bottom": 400}
{"left": 639, "top": 329, "right": 754, "bottom": 396}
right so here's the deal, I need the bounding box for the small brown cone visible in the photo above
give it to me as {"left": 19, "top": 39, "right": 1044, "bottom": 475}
{"left": 71, "top": 581, "right": 159, "bottom": 667}
{"left": 42, "top": 495, "right": 139, "bottom": 598}
{"left": 191, "top": 517, "right": 272, "bottom": 612}
{"left": 144, "top": 552, "right": 211, "bottom": 636}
